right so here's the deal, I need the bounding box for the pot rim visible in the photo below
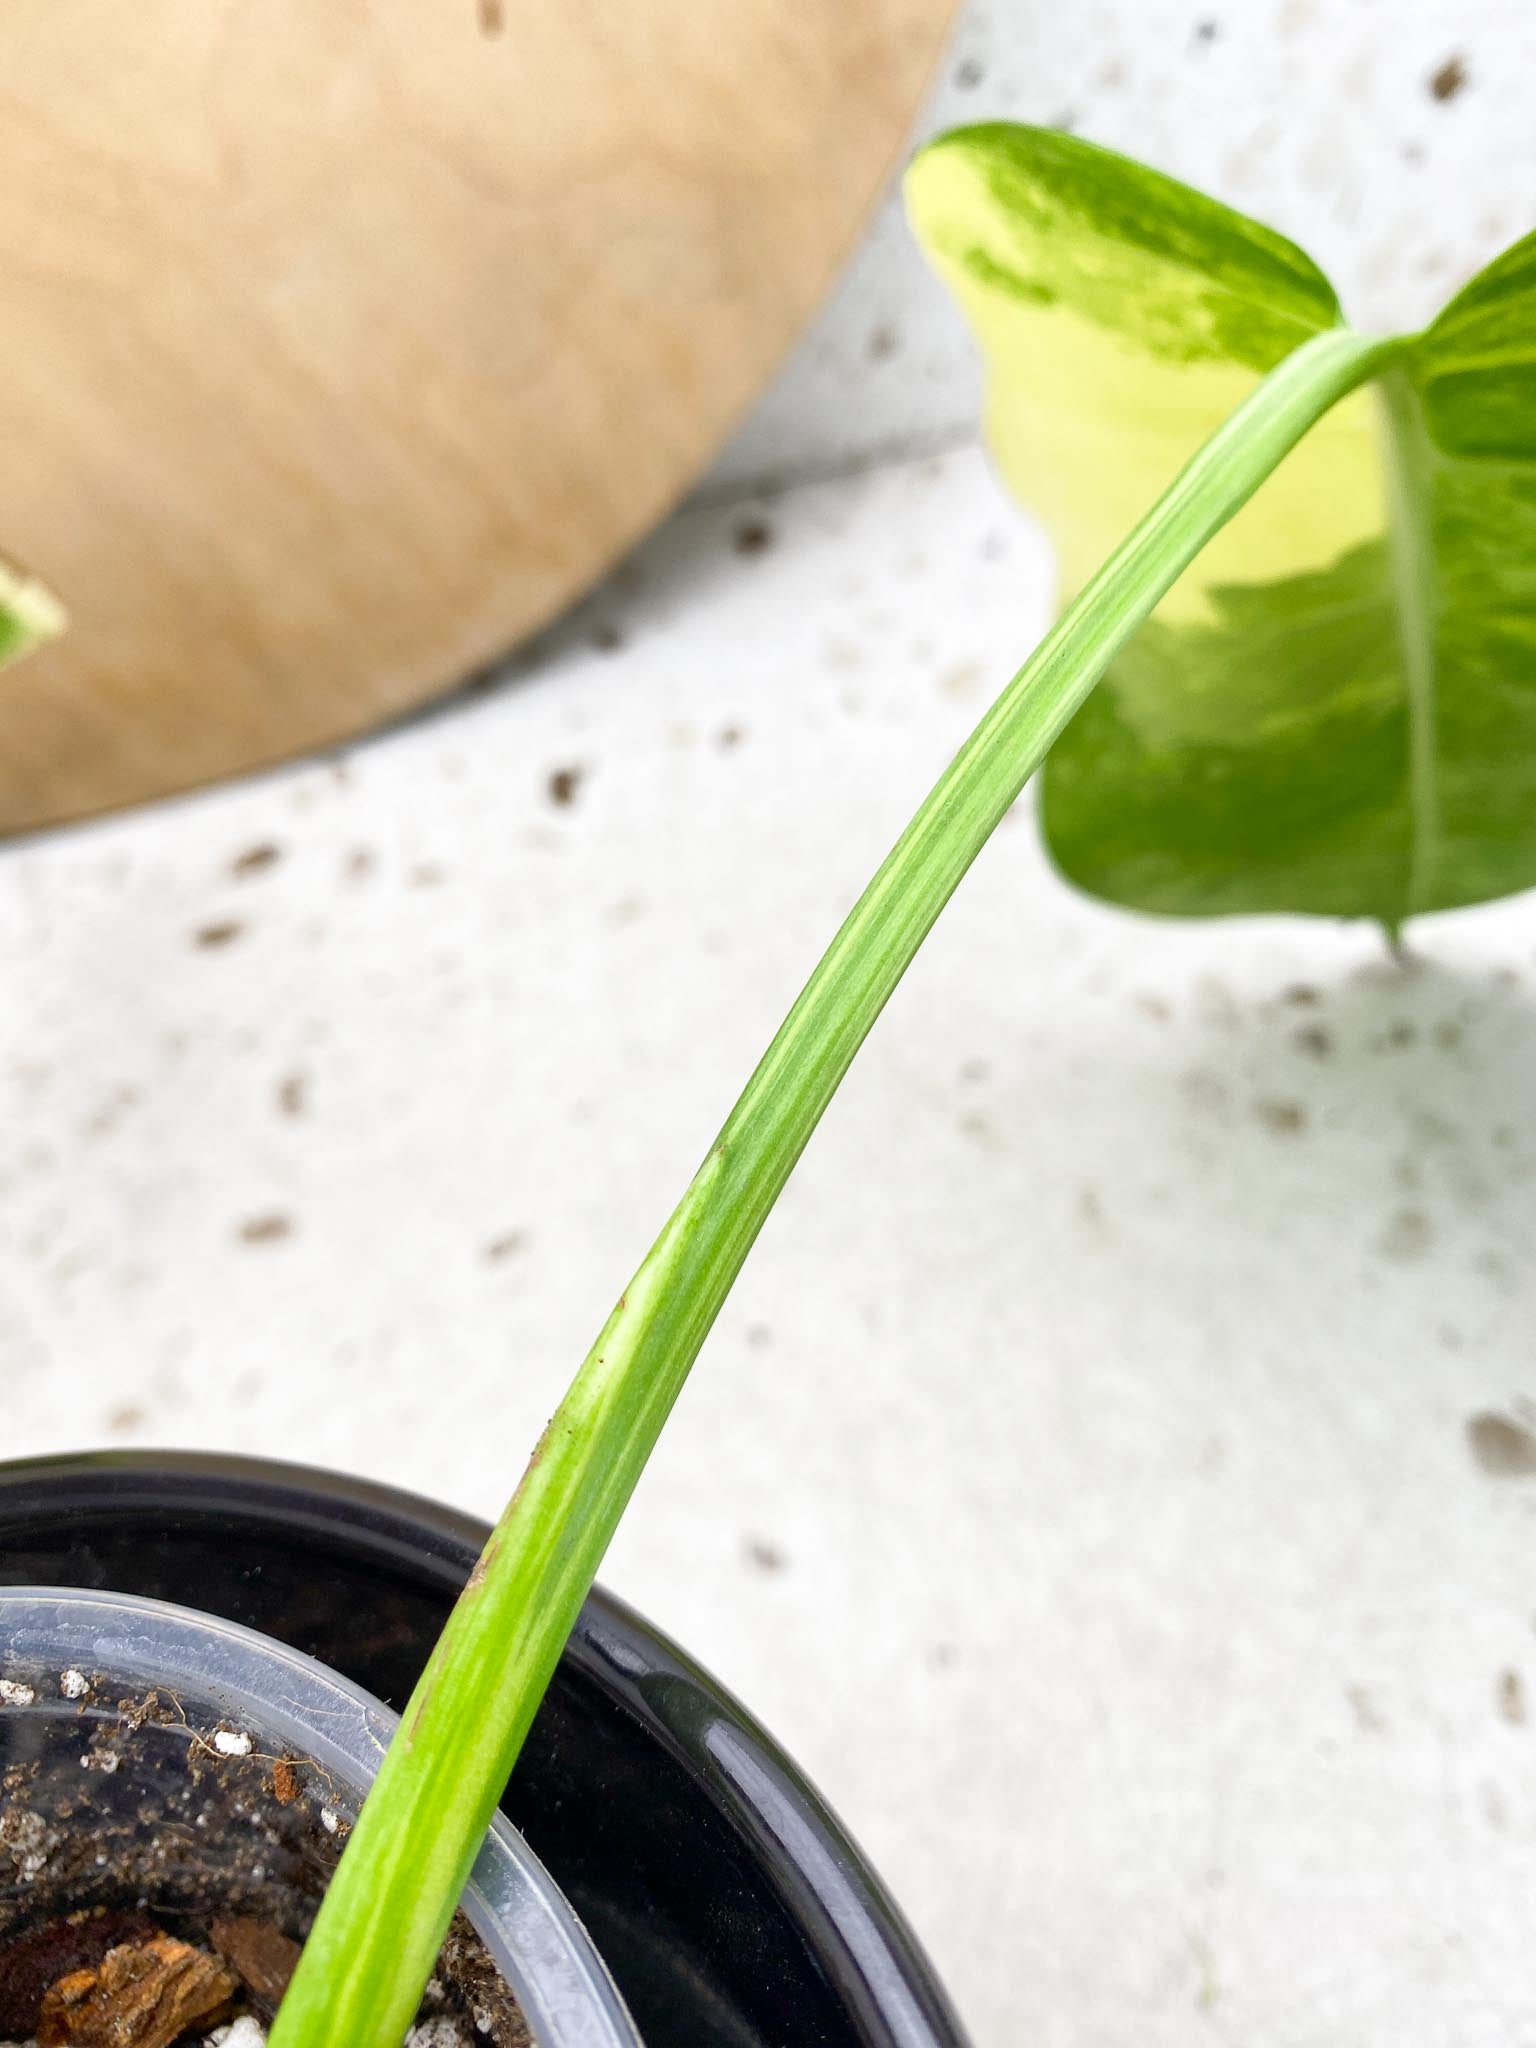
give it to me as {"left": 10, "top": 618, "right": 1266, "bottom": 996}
{"left": 0, "top": 1448, "right": 971, "bottom": 2048}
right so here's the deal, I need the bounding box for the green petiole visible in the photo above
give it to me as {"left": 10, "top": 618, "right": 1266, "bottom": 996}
{"left": 271, "top": 322, "right": 1404, "bottom": 2047}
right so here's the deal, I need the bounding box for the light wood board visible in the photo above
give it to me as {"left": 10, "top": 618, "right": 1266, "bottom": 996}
{"left": 0, "top": 0, "right": 955, "bottom": 835}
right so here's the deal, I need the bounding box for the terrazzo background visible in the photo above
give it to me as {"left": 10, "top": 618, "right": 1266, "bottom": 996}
{"left": 5, "top": 5, "right": 1536, "bottom": 2044}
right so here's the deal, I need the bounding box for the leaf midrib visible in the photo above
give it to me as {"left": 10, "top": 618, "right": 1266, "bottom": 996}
{"left": 1377, "top": 362, "right": 1440, "bottom": 924}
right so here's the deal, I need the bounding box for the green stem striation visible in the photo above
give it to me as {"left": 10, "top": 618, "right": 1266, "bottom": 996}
{"left": 272, "top": 324, "right": 1403, "bottom": 2048}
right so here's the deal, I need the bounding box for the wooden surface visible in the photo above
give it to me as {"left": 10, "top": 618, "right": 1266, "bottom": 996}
{"left": 0, "top": 1, "right": 954, "bottom": 836}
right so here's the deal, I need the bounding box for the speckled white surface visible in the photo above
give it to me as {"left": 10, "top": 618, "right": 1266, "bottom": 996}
{"left": 5, "top": 7, "right": 1536, "bottom": 2046}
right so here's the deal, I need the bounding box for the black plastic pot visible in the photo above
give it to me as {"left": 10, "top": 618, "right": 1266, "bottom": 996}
{"left": 0, "top": 1450, "right": 967, "bottom": 2048}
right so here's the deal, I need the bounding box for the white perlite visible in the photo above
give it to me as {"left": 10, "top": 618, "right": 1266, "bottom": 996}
{"left": 201, "top": 2020, "right": 474, "bottom": 2047}
{"left": 58, "top": 1668, "right": 90, "bottom": 1700}
{"left": 0, "top": 1680, "right": 36, "bottom": 1706}
{"left": 210, "top": 2022, "right": 268, "bottom": 2048}
{"left": 211, "top": 1727, "right": 254, "bottom": 1758}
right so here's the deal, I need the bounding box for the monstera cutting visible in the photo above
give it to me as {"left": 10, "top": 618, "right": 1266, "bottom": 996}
{"left": 907, "top": 123, "right": 1536, "bottom": 932}
{"left": 247, "top": 126, "right": 1536, "bottom": 2045}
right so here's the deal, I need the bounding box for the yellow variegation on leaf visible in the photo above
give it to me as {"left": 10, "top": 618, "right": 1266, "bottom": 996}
{"left": 908, "top": 123, "right": 1536, "bottom": 926}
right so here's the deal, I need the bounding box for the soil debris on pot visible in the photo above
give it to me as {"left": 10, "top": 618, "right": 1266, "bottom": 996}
{"left": 0, "top": 1671, "right": 530, "bottom": 2048}
{"left": 0, "top": 1907, "right": 501, "bottom": 2047}
{"left": 36, "top": 1928, "right": 236, "bottom": 2047}
{"left": 208, "top": 1920, "right": 299, "bottom": 2009}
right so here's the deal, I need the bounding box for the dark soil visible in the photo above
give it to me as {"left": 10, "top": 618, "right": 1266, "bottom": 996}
{"left": 0, "top": 1672, "right": 529, "bottom": 2046}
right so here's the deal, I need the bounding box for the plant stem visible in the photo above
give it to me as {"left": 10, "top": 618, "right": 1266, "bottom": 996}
{"left": 271, "top": 324, "right": 1401, "bottom": 2048}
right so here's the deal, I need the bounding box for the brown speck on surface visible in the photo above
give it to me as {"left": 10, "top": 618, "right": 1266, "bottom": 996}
{"left": 479, "top": 0, "right": 504, "bottom": 30}
{"left": 1282, "top": 983, "right": 1321, "bottom": 1007}
{"left": 1193, "top": 17, "right": 1220, "bottom": 40}
{"left": 1347, "top": 1684, "right": 1384, "bottom": 1734}
{"left": 106, "top": 1404, "right": 146, "bottom": 1437}
{"left": 1498, "top": 1668, "right": 1528, "bottom": 1724}
{"left": 1133, "top": 992, "right": 1171, "bottom": 1022}
{"left": 1254, "top": 1097, "right": 1307, "bottom": 1135}
{"left": 276, "top": 1073, "right": 308, "bottom": 1119}
{"left": 953, "top": 54, "right": 985, "bottom": 88}
{"left": 87, "top": 1084, "right": 140, "bottom": 1137}
{"left": 1469, "top": 1412, "right": 1536, "bottom": 1478}
{"left": 548, "top": 765, "right": 584, "bottom": 807}
{"left": 867, "top": 324, "right": 900, "bottom": 360}
{"left": 238, "top": 1213, "right": 294, "bottom": 1246}
{"left": 732, "top": 518, "right": 774, "bottom": 557}
{"left": 1429, "top": 53, "right": 1467, "bottom": 99}
{"left": 483, "top": 1231, "right": 526, "bottom": 1265}
{"left": 409, "top": 863, "right": 446, "bottom": 888}
{"left": 344, "top": 847, "right": 376, "bottom": 883}
{"left": 1433, "top": 1019, "right": 1463, "bottom": 1050}
{"left": 1392, "top": 1153, "right": 1421, "bottom": 1194}
{"left": 744, "top": 1535, "right": 786, "bottom": 1574}
{"left": 1385, "top": 1020, "right": 1417, "bottom": 1049}
{"left": 193, "top": 920, "right": 243, "bottom": 951}
{"left": 717, "top": 724, "right": 744, "bottom": 749}
{"left": 939, "top": 660, "right": 984, "bottom": 701}
{"left": 1478, "top": 1246, "right": 1516, "bottom": 1293}
{"left": 230, "top": 843, "right": 281, "bottom": 880}
{"left": 1376, "top": 1206, "right": 1432, "bottom": 1262}
{"left": 1294, "top": 1023, "right": 1333, "bottom": 1059}
{"left": 590, "top": 622, "right": 624, "bottom": 654}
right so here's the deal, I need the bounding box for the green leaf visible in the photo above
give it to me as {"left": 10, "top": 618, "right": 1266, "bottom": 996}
{"left": 0, "top": 553, "right": 63, "bottom": 669}
{"left": 907, "top": 123, "right": 1536, "bottom": 925}
{"left": 1395, "top": 231, "right": 1536, "bottom": 915}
